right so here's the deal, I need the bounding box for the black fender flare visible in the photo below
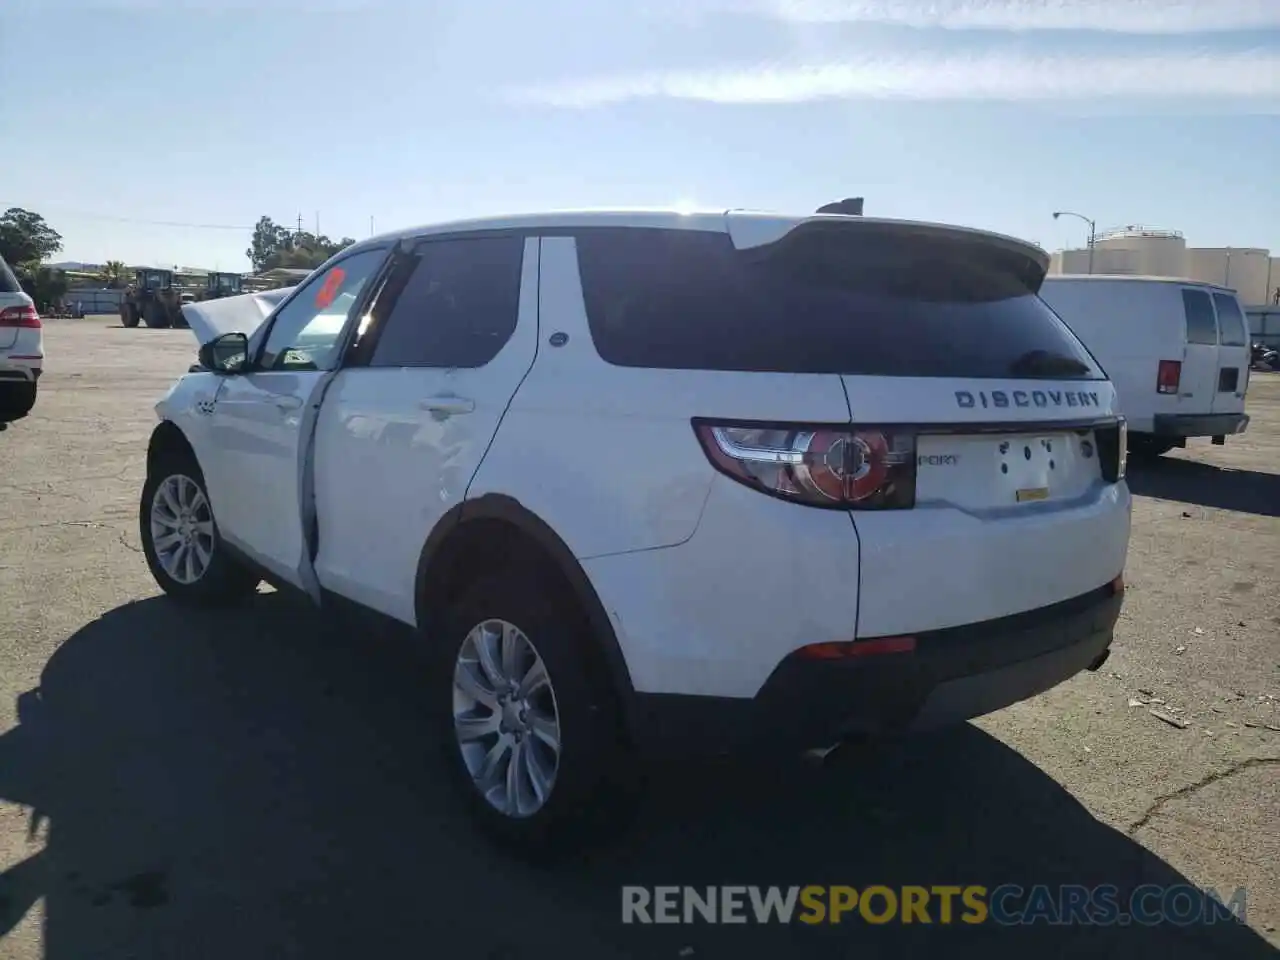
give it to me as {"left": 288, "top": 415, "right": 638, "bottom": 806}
{"left": 413, "top": 493, "right": 640, "bottom": 734}
{"left": 146, "top": 419, "right": 200, "bottom": 475}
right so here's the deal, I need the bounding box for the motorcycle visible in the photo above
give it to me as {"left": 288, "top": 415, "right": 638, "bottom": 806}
{"left": 1251, "top": 342, "right": 1279, "bottom": 371}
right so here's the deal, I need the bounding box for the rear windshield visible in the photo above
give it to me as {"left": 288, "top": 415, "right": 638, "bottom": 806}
{"left": 1212, "top": 292, "right": 1248, "bottom": 346}
{"left": 0, "top": 255, "right": 21, "bottom": 294}
{"left": 1181, "top": 289, "right": 1218, "bottom": 345}
{"left": 574, "top": 227, "right": 1104, "bottom": 379}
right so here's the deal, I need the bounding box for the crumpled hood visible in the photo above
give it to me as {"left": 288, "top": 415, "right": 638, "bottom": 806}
{"left": 179, "top": 287, "right": 296, "bottom": 345}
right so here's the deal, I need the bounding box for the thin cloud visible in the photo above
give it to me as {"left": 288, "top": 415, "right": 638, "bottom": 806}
{"left": 755, "top": 0, "right": 1280, "bottom": 34}
{"left": 509, "top": 51, "right": 1280, "bottom": 108}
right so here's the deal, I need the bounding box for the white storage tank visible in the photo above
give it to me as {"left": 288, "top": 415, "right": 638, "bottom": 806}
{"left": 1185, "top": 248, "right": 1270, "bottom": 306}
{"left": 1092, "top": 227, "right": 1187, "bottom": 277}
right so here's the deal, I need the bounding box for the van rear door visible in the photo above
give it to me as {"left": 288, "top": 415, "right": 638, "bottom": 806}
{"left": 1210, "top": 291, "right": 1250, "bottom": 414}
{"left": 1178, "top": 288, "right": 1219, "bottom": 412}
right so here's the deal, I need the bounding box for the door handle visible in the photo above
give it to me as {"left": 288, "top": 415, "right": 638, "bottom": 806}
{"left": 419, "top": 396, "right": 475, "bottom": 416}
{"left": 273, "top": 396, "right": 303, "bottom": 411}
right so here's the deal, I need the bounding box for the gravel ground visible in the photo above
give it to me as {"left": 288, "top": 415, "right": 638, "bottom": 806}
{"left": 0, "top": 320, "right": 1277, "bottom": 959}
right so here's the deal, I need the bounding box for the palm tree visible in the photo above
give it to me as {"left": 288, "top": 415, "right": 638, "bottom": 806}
{"left": 98, "top": 260, "right": 129, "bottom": 289}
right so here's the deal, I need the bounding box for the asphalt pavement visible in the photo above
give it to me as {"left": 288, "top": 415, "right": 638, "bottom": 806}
{"left": 0, "top": 320, "right": 1276, "bottom": 958}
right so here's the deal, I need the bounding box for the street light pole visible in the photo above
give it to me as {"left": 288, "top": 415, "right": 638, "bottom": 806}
{"left": 1053, "top": 211, "right": 1097, "bottom": 274}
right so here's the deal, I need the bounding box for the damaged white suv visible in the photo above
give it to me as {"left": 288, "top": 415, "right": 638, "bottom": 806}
{"left": 140, "top": 209, "right": 1131, "bottom": 853}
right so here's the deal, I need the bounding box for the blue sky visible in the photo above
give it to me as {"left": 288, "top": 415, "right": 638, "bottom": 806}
{"left": 2, "top": 0, "right": 1278, "bottom": 269}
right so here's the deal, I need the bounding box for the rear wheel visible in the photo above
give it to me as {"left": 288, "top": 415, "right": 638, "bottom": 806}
{"left": 0, "top": 382, "right": 36, "bottom": 422}
{"left": 139, "top": 452, "right": 259, "bottom": 605}
{"left": 121, "top": 304, "right": 139, "bottom": 328}
{"left": 435, "top": 567, "right": 633, "bottom": 859}
{"left": 1127, "top": 435, "right": 1176, "bottom": 460}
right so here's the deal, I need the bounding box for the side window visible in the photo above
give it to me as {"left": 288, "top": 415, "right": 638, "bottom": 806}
{"left": 368, "top": 235, "right": 524, "bottom": 368}
{"left": 259, "top": 249, "right": 388, "bottom": 371}
{"left": 1212, "top": 292, "right": 1248, "bottom": 346}
{"left": 1181, "top": 288, "right": 1218, "bottom": 346}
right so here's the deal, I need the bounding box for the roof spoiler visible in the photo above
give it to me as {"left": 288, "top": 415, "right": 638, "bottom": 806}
{"left": 816, "top": 197, "right": 863, "bottom": 216}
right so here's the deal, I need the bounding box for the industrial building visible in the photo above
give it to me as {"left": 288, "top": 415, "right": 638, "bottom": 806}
{"left": 1048, "top": 226, "right": 1280, "bottom": 308}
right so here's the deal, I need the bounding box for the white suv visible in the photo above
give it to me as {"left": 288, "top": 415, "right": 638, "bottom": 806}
{"left": 140, "top": 210, "right": 1131, "bottom": 853}
{"left": 0, "top": 254, "right": 43, "bottom": 422}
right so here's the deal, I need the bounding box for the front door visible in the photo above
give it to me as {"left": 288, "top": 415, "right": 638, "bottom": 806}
{"left": 204, "top": 248, "right": 390, "bottom": 590}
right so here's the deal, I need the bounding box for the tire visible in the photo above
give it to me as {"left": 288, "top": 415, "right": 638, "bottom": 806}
{"left": 139, "top": 451, "right": 260, "bottom": 606}
{"left": 121, "top": 305, "right": 139, "bottom": 328}
{"left": 434, "top": 567, "right": 633, "bottom": 859}
{"left": 1127, "top": 436, "right": 1176, "bottom": 460}
{"left": 143, "top": 301, "right": 170, "bottom": 329}
{"left": 0, "top": 382, "right": 36, "bottom": 422}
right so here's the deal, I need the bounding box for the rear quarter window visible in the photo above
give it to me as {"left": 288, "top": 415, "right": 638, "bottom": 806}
{"left": 1181, "top": 289, "right": 1218, "bottom": 345}
{"left": 574, "top": 227, "right": 1104, "bottom": 380}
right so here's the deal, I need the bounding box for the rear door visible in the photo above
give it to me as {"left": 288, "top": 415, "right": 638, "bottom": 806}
{"left": 1179, "top": 287, "right": 1219, "bottom": 412}
{"left": 1210, "top": 291, "right": 1250, "bottom": 413}
{"left": 310, "top": 234, "right": 538, "bottom": 624}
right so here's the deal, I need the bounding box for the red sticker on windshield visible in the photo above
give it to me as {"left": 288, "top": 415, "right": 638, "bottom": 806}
{"left": 314, "top": 268, "right": 345, "bottom": 310}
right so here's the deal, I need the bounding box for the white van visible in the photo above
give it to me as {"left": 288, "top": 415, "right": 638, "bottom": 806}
{"left": 1039, "top": 275, "right": 1250, "bottom": 458}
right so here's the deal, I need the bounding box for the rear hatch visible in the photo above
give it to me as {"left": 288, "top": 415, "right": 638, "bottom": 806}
{"left": 0, "top": 255, "right": 31, "bottom": 350}
{"left": 1209, "top": 290, "right": 1250, "bottom": 413}
{"left": 723, "top": 215, "right": 1129, "bottom": 637}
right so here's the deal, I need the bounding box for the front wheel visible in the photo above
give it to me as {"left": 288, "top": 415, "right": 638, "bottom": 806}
{"left": 139, "top": 454, "right": 259, "bottom": 605}
{"left": 436, "top": 569, "right": 633, "bottom": 859}
{"left": 143, "top": 300, "right": 170, "bottom": 329}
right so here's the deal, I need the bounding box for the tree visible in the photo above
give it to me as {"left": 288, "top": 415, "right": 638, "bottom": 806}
{"left": 245, "top": 216, "right": 291, "bottom": 272}
{"left": 0, "top": 208, "right": 63, "bottom": 268}
{"left": 246, "top": 215, "right": 358, "bottom": 272}
{"left": 98, "top": 260, "right": 129, "bottom": 288}
{"left": 19, "top": 265, "right": 69, "bottom": 312}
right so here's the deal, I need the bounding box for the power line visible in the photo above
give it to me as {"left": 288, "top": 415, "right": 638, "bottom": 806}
{"left": 0, "top": 202, "right": 253, "bottom": 231}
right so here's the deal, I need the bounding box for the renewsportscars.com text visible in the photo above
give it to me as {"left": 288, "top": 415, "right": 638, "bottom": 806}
{"left": 621, "top": 884, "right": 1248, "bottom": 926}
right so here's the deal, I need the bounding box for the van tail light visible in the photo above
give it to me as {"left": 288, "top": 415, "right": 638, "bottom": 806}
{"left": 1156, "top": 359, "right": 1181, "bottom": 395}
{"left": 0, "top": 305, "right": 40, "bottom": 328}
{"left": 1094, "top": 417, "right": 1127, "bottom": 482}
{"left": 693, "top": 420, "right": 916, "bottom": 509}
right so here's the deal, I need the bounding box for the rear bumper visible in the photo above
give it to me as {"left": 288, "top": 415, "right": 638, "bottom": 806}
{"left": 1151, "top": 413, "right": 1248, "bottom": 438}
{"left": 629, "top": 581, "right": 1124, "bottom": 756}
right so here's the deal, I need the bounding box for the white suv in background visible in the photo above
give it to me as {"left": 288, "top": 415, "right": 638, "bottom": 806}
{"left": 139, "top": 210, "right": 1131, "bottom": 854}
{"left": 0, "top": 254, "right": 43, "bottom": 422}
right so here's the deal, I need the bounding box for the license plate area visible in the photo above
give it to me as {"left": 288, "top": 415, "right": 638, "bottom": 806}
{"left": 915, "top": 431, "right": 1099, "bottom": 510}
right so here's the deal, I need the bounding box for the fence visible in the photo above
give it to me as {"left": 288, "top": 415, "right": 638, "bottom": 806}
{"left": 64, "top": 288, "right": 125, "bottom": 315}
{"left": 1246, "top": 308, "right": 1280, "bottom": 348}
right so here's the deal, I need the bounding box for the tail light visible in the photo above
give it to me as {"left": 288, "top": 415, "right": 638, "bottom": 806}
{"left": 1094, "top": 417, "right": 1127, "bottom": 482}
{"left": 0, "top": 305, "right": 40, "bottom": 328}
{"left": 1156, "top": 359, "right": 1181, "bottom": 395}
{"left": 693, "top": 421, "right": 916, "bottom": 509}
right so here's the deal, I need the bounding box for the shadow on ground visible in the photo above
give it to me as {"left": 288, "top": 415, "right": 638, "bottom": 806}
{"left": 0, "top": 595, "right": 1275, "bottom": 959}
{"left": 1127, "top": 456, "right": 1280, "bottom": 518}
